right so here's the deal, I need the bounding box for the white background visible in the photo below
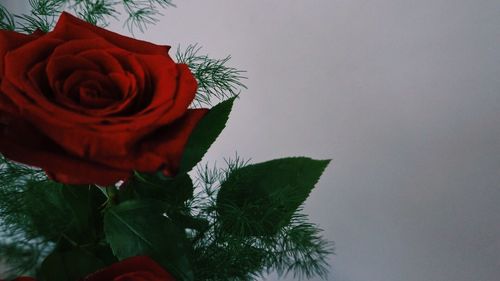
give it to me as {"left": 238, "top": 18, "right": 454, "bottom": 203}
{"left": 3, "top": 1, "right": 500, "bottom": 281}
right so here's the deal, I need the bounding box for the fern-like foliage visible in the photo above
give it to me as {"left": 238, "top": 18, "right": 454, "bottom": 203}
{"left": 73, "top": 0, "right": 118, "bottom": 27}
{"left": 0, "top": 0, "right": 175, "bottom": 34}
{"left": 122, "top": 0, "right": 175, "bottom": 34}
{"left": 0, "top": 156, "right": 55, "bottom": 278}
{"left": 0, "top": 4, "right": 16, "bottom": 30}
{"left": 177, "top": 44, "right": 248, "bottom": 108}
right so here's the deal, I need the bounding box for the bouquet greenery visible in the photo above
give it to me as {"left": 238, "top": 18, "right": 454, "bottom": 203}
{"left": 0, "top": 1, "right": 332, "bottom": 280}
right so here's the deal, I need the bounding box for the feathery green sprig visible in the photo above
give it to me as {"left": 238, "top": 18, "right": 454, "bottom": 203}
{"left": 74, "top": 0, "right": 118, "bottom": 27}
{"left": 122, "top": 0, "right": 174, "bottom": 34}
{"left": 0, "top": 156, "right": 54, "bottom": 278}
{"left": 0, "top": 0, "right": 175, "bottom": 34}
{"left": 176, "top": 44, "right": 248, "bottom": 108}
{"left": 0, "top": 4, "right": 16, "bottom": 30}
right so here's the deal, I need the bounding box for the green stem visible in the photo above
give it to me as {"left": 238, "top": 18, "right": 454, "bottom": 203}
{"left": 96, "top": 184, "right": 118, "bottom": 208}
{"left": 60, "top": 233, "right": 78, "bottom": 247}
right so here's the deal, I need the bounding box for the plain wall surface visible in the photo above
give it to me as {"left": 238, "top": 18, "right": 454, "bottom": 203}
{"left": 2, "top": 1, "right": 500, "bottom": 281}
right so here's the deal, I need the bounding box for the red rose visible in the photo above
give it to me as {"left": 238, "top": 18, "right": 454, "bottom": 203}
{"left": 0, "top": 12, "right": 207, "bottom": 185}
{"left": 83, "top": 256, "right": 175, "bottom": 281}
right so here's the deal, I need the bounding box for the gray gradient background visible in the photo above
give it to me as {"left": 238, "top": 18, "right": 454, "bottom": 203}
{"left": 3, "top": 1, "right": 500, "bottom": 281}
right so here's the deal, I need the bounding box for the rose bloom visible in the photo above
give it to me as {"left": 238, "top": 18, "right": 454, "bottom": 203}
{"left": 0, "top": 12, "right": 207, "bottom": 185}
{"left": 83, "top": 256, "right": 176, "bottom": 281}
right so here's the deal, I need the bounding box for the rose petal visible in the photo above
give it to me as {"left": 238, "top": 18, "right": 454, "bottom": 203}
{"left": 133, "top": 54, "right": 178, "bottom": 117}
{"left": 45, "top": 168, "right": 127, "bottom": 186}
{"left": 115, "top": 271, "right": 159, "bottom": 280}
{"left": 83, "top": 256, "right": 175, "bottom": 281}
{"left": 4, "top": 36, "right": 62, "bottom": 92}
{"left": 0, "top": 89, "right": 19, "bottom": 115}
{"left": 143, "top": 108, "right": 208, "bottom": 175}
{"left": 50, "top": 37, "right": 115, "bottom": 58}
{"left": 110, "top": 50, "right": 145, "bottom": 87}
{"left": 145, "top": 63, "right": 198, "bottom": 126}
{"left": 78, "top": 109, "right": 207, "bottom": 174}
{"left": 0, "top": 29, "right": 42, "bottom": 78}
{"left": 53, "top": 12, "right": 171, "bottom": 56}
{"left": 0, "top": 115, "right": 130, "bottom": 185}
{"left": 0, "top": 31, "right": 45, "bottom": 118}
{"left": 80, "top": 49, "right": 125, "bottom": 74}
{"left": 62, "top": 70, "right": 119, "bottom": 99}
{"left": 77, "top": 84, "right": 116, "bottom": 109}
{"left": 110, "top": 60, "right": 197, "bottom": 133}
{"left": 27, "top": 61, "right": 51, "bottom": 97}
{"left": 46, "top": 54, "right": 100, "bottom": 92}
{"left": 109, "top": 72, "right": 134, "bottom": 100}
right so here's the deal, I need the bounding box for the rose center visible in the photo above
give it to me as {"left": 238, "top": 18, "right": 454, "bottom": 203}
{"left": 69, "top": 79, "right": 120, "bottom": 109}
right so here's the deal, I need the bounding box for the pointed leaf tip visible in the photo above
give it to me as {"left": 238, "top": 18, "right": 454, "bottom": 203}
{"left": 179, "top": 97, "right": 236, "bottom": 173}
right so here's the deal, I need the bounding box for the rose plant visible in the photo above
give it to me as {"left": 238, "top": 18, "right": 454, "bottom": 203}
{"left": 0, "top": 4, "right": 332, "bottom": 281}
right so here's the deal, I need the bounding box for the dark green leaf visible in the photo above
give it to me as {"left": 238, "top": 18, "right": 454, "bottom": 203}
{"left": 92, "top": 244, "right": 119, "bottom": 266}
{"left": 129, "top": 172, "right": 194, "bottom": 205}
{"left": 217, "top": 157, "right": 330, "bottom": 236}
{"left": 62, "top": 185, "right": 92, "bottom": 232}
{"left": 22, "top": 183, "right": 106, "bottom": 244}
{"left": 23, "top": 181, "right": 71, "bottom": 241}
{"left": 38, "top": 249, "right": 104, "bottom": 281}
{"left": 179, "top": 97, "right": 236, "bottom": 173}
{"left": 61, "top": 185, "right": 106, "bottom": 243}
{"left": 104, "top": 199, "right": 194, "bottom": 281}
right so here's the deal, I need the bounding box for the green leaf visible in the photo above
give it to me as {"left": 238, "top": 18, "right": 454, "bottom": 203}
{"left": 179, "top": 97, "right": 236, "bottom": 173}
{"left": 62, "top": 185, "right": 92, "bottom": 232}
{"left": 217, "top": 157, "right": 330, "bottom": 236}
{"left": 92, "top": 244, "right": 119, "bottom": 266}
{"left": 61, "top": 185, "right": 106, "bottom": 244}
{"left": 129, "top": 172, "right": 194, "bottom": 205}
{"left": 104, "top": 199, "right": 194, "bottom": 281}
{"left": 38, "top": 249, "right": 104, "bottom": 281}
{"left": 22, "top": 183, "right": 106, "bottom": 244}
{"left": 23, "top": 181, "right": 72, "bottom": 241}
